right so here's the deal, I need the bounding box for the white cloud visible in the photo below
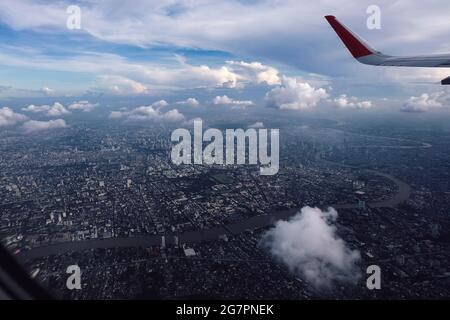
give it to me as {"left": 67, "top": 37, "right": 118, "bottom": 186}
{"left": 22, "top": 104, "right": 49, "bottom": 113}
{"left": 176, "top": 97, "right": 200, "bottom": 107}
{"left": 0, "top": 107, "right": 28, "bottom": 127}
{"left": 98, "top": 75, "right": 149, "bottom": 95}
{"left": 68, "top": 101, "right": 99, "bottom": 112}
{"left": 226, "top": 61, "right": 281, "bottom": 86}
{"left": 40, "top": 102, "right": 69, "bottom": 117}
{"left": 332, "top": 94, "right": 373, "bottom": 109}
{"left": 109, "top": 101, "right": 185, "bottom": 123}
{"left": 262, "top": 206, "right": 361, "bottom": 289}
{"left": 213, "top": 95, "right": 254, "bottom": 108}
{"left": 0, "top": 0, "right": 65, "bottom": 30}
{"left": 93, "top": 56, "right": 244, "bottom": 91}
{"left": 151, "top": 100, "right": 169, "bottom": 108}
{"left": 160, "top": 109, "right": 185, "bottom": 123}
{"left": 180, "top": 63, "right": 242, "bottom": 89}
{"left": 21, "top": 119, "right": 67, "bottom": 133}
{"left": 265, "top": 76, "right": 329, "bottom": 110}
{"left": 401, "top": 92, "right": 448, "bottom": 112}
{"left": 22, "top": 102, "right": 70, "bottom": 117}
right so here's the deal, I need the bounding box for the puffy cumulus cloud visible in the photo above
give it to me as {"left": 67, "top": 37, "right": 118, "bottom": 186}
{"left": 39, "top": 102, "right": 69, "bottom": 117}
{"left": 226, "top": 61, "right": 281, "bottom": 86}
{"left": 265, "top": 77, "right": 329, "bottom": 110}
{"left": 177, "top": 60, "right": 243, "bottom": 89}
{"left": 262, "top": 206, "right": 361, "bottom": 289}
{"left": 0, "top": 107, "right": 28, "bottom": 127}
{"left": 21, "top": 119, "right": 67, "bottom": 133}
{"left": 176, "top": 98, "right": 200, "bottom": 107}
{"left": 170, "top": 58, "right": 283, "bottom": 89}
{"left": 213, "top": 95, "right": 254, "bottom": 108}
{"left": 68, "top": 100, "right": 99, "bottom": 112}
{"left": 151, "top": 100, "right": 169, "bottom": 108}
{"left": 401, "top": 92, "right": 448, "bottom": 113}
{"left": 22, "top": 102, "right": 70, "bottom": 117}
{"left": 109, "top": 101, "right": 185, "bottom": 123}
{"left": 248, "top": 121, "right": 264, "bottom": 129}
{"left": 331, "top": 95, "right": 373, "bottom": 110}
{"left": 98, "top": 75, "right": 149, "bottom": 95}
{"left": 160, "top": 109, "right": 185, "bottom": 123}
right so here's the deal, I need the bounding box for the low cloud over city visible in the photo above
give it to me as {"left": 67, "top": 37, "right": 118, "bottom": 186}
{"left": 262, "top": 206, "right": 361, "bottom": 289}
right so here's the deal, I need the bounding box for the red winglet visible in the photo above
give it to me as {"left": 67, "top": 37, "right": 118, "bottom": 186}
{"left": 325, "top": 15, "right": 373, "bottom": 58}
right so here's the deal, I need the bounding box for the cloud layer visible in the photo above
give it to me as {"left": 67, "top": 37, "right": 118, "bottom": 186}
{"left": 0, "top": 1, "right": 438, "bottom": 111}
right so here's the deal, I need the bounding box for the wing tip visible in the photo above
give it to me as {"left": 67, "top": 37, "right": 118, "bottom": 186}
{"left": 325, "top": 15, "right": 374, "bottom": 59}
{"left": 324, "top": 15, "right": 336, "bottom": 24}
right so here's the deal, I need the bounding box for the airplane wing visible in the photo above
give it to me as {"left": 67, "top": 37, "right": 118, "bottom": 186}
{"left": 325, "top": 15, "right": 450, "bottom": 84}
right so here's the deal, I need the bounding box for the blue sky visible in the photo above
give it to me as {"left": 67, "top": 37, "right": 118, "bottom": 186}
{"left": 2, "top": 0, "right": 450, "bottom": 130}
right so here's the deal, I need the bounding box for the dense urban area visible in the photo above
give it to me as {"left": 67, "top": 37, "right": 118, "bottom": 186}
{"left": 1, "top": 112, "right": 450, "bottom": 299}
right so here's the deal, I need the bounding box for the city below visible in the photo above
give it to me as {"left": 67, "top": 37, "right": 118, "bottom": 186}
{"left": 1, "top": 110, "right": 449, "bottom": 299}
